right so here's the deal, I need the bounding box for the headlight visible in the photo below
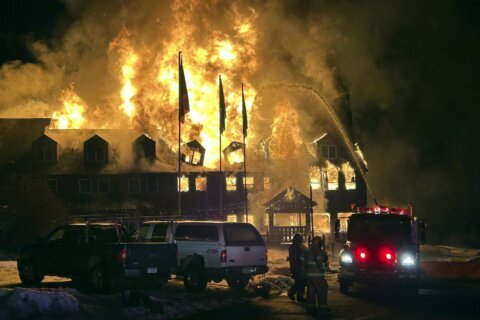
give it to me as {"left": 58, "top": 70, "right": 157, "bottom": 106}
{"left": 400, "top": 254, "right": 416, "bottom": 266}
{"left": 341, "top": 253, "right": 353, "bottom": 264}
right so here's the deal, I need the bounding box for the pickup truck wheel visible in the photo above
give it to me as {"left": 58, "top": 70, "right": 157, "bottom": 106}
{"left": 91, "top": 266, "right": 108, "bottom": 292}
{"left": 339, "top": 279, "right": 350, "bottom": 294}
{"left": 18, "top": 260, "right": 44, "bottom": 287}
{"left": 183, "top": 265, "right": 207, "bottom": 292}
{"left": 226, "top": 275, "right": 250, "bottom": 290}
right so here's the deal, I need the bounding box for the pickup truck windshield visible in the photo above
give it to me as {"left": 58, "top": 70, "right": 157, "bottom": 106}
{"left": 347, "top": 215, "right": 411, "bottom": 243}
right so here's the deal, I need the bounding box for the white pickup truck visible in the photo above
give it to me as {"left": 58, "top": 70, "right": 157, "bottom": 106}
{"left": 137, "top": 221, "right": 269, "bottom": 291}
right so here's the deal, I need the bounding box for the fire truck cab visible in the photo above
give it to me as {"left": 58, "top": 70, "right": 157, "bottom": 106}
{"left": 335, "top": 206, "right": 426, "bottom": 294}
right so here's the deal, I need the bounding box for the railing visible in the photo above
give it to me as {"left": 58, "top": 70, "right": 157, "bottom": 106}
{"left": 269, "top": 226, "right": 308, "bottom": 243}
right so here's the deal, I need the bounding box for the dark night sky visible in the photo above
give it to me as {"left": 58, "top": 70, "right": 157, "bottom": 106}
{"left": 1, "top": 0, "right": 479, "bottom": 241}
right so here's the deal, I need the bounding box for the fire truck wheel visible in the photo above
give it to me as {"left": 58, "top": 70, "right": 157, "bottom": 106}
{"left": 183, "top": 265, "right": 207, "bottom": 292}
{"left": 226, "top": 275, "right": 250, "bottom": 290}
{"left": 339, "top": 279, "right": 350, "bottom": 294}
{"left": 18, "top": 260, "right": 44, "bottom": 287}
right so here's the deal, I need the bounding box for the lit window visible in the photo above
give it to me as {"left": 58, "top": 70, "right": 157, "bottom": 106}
{"left": 228, "top": 149, "right": 244, "bottom": 164}
{"left": 342, "top": 162, "right": 356, "bottom": 190}
{"left": 337, "top": 212, "right": 353, "bottom": 233}
{"left": 128, "top": 178, "right": 140, "bottom": 193}
{"left": 263, "top": 177, "right": 270, "bottom": 191}
{"left": 192, "top": 151, "right": 202, "bottom": 165}
{"left": 273, "top": 213, "right": 306, "bottom": 226}
{"left": 264, "top": 213, "right": 269, "bottom": 226}
{"left": 195, "top": 176, "right": 207, "bottom": 191}
{"left": 309, "top": 166, "right": 321, "bottom": 190}
{"left": 146, "top": 177, "right": 158, "bottom": 193}
{"left": 320, "top": 145, "right": 337, "bottom": 159}
{"left": 243, "top": 176, "right": 254, "bottom": 190}
{"left": 226, "top": 214, "right": 237, "bottom": 222}
{"left": 97, "top": 179, "right": 110, "bottom": 194}
{"left": 226, "top": 176, "right": 237, "bottom": 191}
{"left": 182, "top": 142, "right": 205, "bottom": 166}
{"left": 79, "top": 178, "right": 92, "bottom": 194}
{"left": 325, "top": 160, "right": 339, "bottom": 190}
{"left": 313, "top": 213, "right": 331, "bottom": 234}
{"left": 178, "top": 175, "right": 189, "bottom": 192}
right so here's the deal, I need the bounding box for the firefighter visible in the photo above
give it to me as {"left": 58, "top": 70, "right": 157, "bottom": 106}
{"left": 287, "top": 233, "right": 306, "bottom": 302}
{"left": 303, "top": 236, "right": 330, "bottom": 315}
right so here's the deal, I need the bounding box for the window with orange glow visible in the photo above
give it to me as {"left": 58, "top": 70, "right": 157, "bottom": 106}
{"left": 226, "top": 176, "right": 237, "bottom": 191}
{"left": 178, "top": 175, "right": 189, "bottom": 192}
{"left": 195, "top": 176, "right": 207, "bottom": 191}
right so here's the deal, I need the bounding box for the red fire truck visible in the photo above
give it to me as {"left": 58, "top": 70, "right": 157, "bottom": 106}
{"left": 335, "top": 205, "right": 426, "bottom": 294}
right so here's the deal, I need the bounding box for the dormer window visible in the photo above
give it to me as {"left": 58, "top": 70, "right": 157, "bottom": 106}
{"left": 84, "top": 135, "right": 108, "bottom": 168}
{"left": 32, "top": 134, "right": 58, "bottom": 165}
{"left": 35, "top": 146, "right": 55, "bottom": 162}
{"left": 133, "top": 134, "right": 156, "bottom": 163}
{"left": 86, "top": 147, "right": 106, "bottom": 162}
{"left": 181, "top": 140, "right": 205, "bottom": 166}
{"left": 223, "top": 141, "right": 244, "bottom": 164}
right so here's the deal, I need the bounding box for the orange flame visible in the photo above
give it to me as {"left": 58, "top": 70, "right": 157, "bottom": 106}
{"left": 109, "top": 30, "right": 139, "bottom": 118}
{"left": 49, "top": 3, "right": 259, "bottom": 168}
{"left": 268, "top": 102, "right": 303, "bottom": 160}
{"left": 51, "top": 86, "right": 86, "bottom": 129}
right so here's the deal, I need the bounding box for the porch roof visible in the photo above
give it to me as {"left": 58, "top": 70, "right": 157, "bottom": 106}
{"left": 263, "top": 187, "right": 317, "bottom": 213}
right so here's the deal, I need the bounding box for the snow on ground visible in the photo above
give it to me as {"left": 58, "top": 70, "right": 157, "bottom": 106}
{"left": 0, "top": 261, "right": 68, "bottom": 287}
{"left": 0, "top": 248, "right": 294, "bottom": 320}
{"left": 1, "top": 245, "right": 479, "bottom": 319}
{"left": 420, "top": 245, "right": 480, "bottom": 262}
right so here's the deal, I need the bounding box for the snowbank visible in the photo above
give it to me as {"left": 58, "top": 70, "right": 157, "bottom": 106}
{"left": 0, "top": 287, "right": 81, "bottom": 319}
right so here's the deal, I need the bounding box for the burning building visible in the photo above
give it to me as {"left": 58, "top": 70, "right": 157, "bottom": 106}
{"left": 0, "top": 1, "right": 368, "bottom": 241}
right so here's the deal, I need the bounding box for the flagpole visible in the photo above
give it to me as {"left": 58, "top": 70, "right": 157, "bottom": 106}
{"left": 242, "top": 83, "right": 248, "bottom": 223}
{"left": 178, "top": 52, "right": 182, "bottom": 216}
{"left": 219, "top": 75, "right": 223, "bottom": 219}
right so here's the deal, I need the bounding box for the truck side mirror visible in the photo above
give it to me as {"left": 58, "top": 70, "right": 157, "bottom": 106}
{"left": 418, "top": 219, "right": 426, "bottom": 244}
{"left": 334, "top": 219, "right": 340, "bottom": 241}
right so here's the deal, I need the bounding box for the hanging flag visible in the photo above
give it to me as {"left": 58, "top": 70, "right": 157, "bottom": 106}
{"left": 242, "top": 83, "right": 248, "bottom": 137}
{"left": 179, "top": 52, "right": 190, "bottom": 123}
{"left": 219, "top": 75, "right": 226, "bottom": 134}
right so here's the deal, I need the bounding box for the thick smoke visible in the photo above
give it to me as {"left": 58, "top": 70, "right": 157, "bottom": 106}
{"left": 1, "top": 0, "right": 478, "bottom": 241}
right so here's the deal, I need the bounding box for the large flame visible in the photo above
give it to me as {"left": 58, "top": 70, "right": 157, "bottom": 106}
{"left": 48, "top": 2, "right": 260, "bottom": 168}
{"left": 268, "top": 102, "right": 303, "bottom": 160}
{"left": 51, "top": 86, "right": 86, "bottom": 129}
{"left": 109, "top": 30, "right": 139, "bottom": 118}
